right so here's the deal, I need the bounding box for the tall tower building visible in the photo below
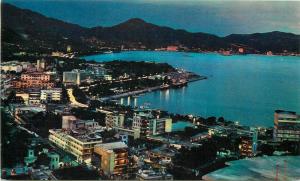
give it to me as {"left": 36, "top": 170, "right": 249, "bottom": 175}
{"left": 273, "top": 110, "right": 300, "bottom": 142}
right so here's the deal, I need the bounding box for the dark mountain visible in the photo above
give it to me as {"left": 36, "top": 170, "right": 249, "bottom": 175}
{"left": 91, "top": 18, "right": 227, "bottom": 49}
{"left": 224, "top": 31, "right": 300, "bottom": 53}
{"left": 2, "top": 3, "right": 87, "bottom": 38}
{"left": 2, "top": 3, "right": 94, "bottom": 54}
{"left": 2, "top": 3, "right": 299, "bottom": 55}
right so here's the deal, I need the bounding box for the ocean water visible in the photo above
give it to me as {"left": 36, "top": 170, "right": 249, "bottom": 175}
{"left": 172, "top": 121, "right": 195, "bottom": 132}
{"left": 83, "top": 51, "right": 300, "bottom": 127}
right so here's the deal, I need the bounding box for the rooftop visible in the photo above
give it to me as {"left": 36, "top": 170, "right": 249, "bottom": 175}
{"left": 95, "top": 141, "right": 128, "bottom": 151}
{"left": 151, "top": 145, "right": 178, "bottom": 157}
{"left": 137, "top": 169, "right": 173, "bottom": 180}
{"left": 275, "top": 110, "right": 297, "bottom": 115}
{"left": 50, "top": 128, "right": 102, "bottom": 143}
{"left": 41, "top": 88, "right": 62, "bottom": 92}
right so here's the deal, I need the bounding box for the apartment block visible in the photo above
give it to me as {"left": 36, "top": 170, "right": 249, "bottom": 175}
{"left": 105, "top": 113, "right": 125, "bottom": 128}
{"left": 40, "top": 88, "right": 62, "bottom": 103}
{"left": 12, "top": 72, "right": 54, "bottom": 89}
{"left": 92, "top": 142, "right": 129, "bottom": 177}
{"left": 49, "top": 125, "right": 102, "bottom": 163}
{"left": 133, "top": 112, "right": 172, "bottom": 138}
{"left": 63, "top": 71, "right": 81, "bottom": 85}
{"left": 273, "top": 110, "right": 300, "bottom": 142}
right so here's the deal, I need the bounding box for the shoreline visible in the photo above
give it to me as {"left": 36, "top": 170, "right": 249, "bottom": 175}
{"left": 78, "top": 50, "right": 297, "bottom": 127}
{"left": 99, "top": 75, "right": 207, "bottom": 101}
{"left": 79, "top": 49, "right": 300, "bottom": 60}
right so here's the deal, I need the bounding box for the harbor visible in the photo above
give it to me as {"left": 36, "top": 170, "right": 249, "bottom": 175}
{"left": 99, "top": 72, "right": 207, "bottom": 101}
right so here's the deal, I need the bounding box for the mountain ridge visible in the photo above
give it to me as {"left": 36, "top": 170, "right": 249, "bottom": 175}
{"left": 2, "top": 3, "right": 299, "bottom": 56}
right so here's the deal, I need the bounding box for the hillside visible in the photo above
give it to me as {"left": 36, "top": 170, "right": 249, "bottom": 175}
{"left": 2, "top": 3, "right": 299, "bottom": 57}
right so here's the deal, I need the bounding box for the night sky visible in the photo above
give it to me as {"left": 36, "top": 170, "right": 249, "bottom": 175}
{"left": 4, "top": 0, "right": 300, "bottom": 36}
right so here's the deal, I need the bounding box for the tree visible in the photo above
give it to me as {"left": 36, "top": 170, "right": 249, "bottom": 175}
{"left": 1, "top": 110, "right": 32, "bottom": 168}
{"left": 279, "top": 141, "right": 300, "bottom": 155}
{"left": 30, "top": 112, "right": 62, "bottom": 138}
{"left": 3, "top": 90, "right": 24, "bottom": 106}
{"left": 61, "top": 85, "right": 70, "bottom": 104}
{"left": 259, "top": 144, "right": 274, "bottom": 156}
{"left": 35, "top": 153, "right": 50, "bottom": 167}
{"left": 174, "top": 141, "right": 217, "bottom": 169}
{"left": 71, "top": 108, "right": 106, "bottom": 126}
{"left": 53, "top": 166, "right": 100, "bottom": 180}
{"left": 206, "top": 116, "right": 217, "bottom": 126}
{"left": 217, "top": 117, "right": 225, "bottom": 123}
{"left": 72, "top": 86, "right": 88, "bottom": 104}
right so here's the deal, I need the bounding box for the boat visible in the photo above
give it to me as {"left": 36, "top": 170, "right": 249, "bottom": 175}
{"left": 172, "top": 81, "right": 188, "bottom": 88}
{"left": 220, "top": 51, "right": 232, "bottom": 56}
{"left": 103, "top": 50, "right": 113, "bottom": 54}
{"left": 160, "top": 84, "right": 170, "bottom": 90}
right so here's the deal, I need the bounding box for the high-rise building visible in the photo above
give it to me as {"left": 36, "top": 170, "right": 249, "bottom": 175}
{"left": 36, "top": 59, "right": 46, "bottom": 70}
{"left": 63, "top": 71, "right": 81, "bottom": 85}
{"left": 239, "top": 128, "right": 258, "bottom": 157}
{"left": 28, "top": 89, "right": 41, "bottom": 105}
{"left": 239, "top": 137, "right": 253, "bottom": 157}
{"left": 40, "top": 88, "right": 62, "bottom": 103}
{"left": 273, "top": 110, "right": 300, "bottom": 142}
{"left": 67, "top": 45, "right": 72, "bottom": 53}
{"left": 105, "top": 113, "right": 125, "bottom": 128}
{"left": 132, "top": 112, "right": 172, "bottom": 138}
{"left": 12, "top": 73, "right": 54, "bottom": 89}
{"left": 132, "top": 112, "right": 153, "bottom": 138}
{"left": 49, "top": 125, "right": 102, "bottom": 163}
{"left": 149, "top": 118, "right": 172, "bottom": 135}
{"left": 21, "top": 73, "right": 51, "bottom": 81}
{"left": 92, "top": 142, "right": 129, "bottom": 177}
{"left": 113, "top": 127, "right": 141, "bottom": 140}
{"left": 1, "top": 61, "right": 23, "bottom": 73}
{"left": 62, "top": 115, "right": 77, "bottom": 129}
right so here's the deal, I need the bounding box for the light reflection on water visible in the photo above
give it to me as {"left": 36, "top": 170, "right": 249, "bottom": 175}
{"left": 84, "top": 51, "right": 300, "bottom": 126}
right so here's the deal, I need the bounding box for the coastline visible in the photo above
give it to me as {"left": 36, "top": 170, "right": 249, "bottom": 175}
{"left": 79, "top": 49, "right": 300, "bottom": 60}
{"left": 99, "top": 75, "right": 207, "bottom": 101}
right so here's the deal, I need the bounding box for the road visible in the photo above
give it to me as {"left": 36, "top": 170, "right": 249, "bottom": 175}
{"left": 67, "top": 88, "right": 88, "bottom": 108}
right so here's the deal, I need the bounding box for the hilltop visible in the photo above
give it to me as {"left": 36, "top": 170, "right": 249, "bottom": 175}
{"left": 2, "top": 3, "right": 300, "bottom": 57}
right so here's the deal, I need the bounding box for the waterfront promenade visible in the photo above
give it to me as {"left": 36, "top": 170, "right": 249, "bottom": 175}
{"left": 99, "top": 75, "right": 207, "bottom": 101}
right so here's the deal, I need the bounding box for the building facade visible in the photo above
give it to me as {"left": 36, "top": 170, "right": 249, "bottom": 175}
{"left": 28, "top": 89, "right": 41, "bottom": 105}
{"left": 273, "top": 110, "right": 300, "bottom": 142}
{"left": 49, "top": 128, "right": 102, "bottom": 163}
{"left": 1, "top": 62, "right": 23, "bottom": 73}
{"left": 36, "top": 59, "right": 46, "bottom": 70}
{"left": 149, "top": 118, "right": 172, "bottom": 136}
{"left": 239, "top": 138, "right": 253, "bottom": 157}
{"left": 92, "top": 142, "right": 129, "bottom": 177}
{"left": 239, "top": 128, "right": 258, "bottom": 157}
{"left": 105, "top": 113, "right": 125, "bottom": 128}
{"left": 21, "top": 73, "right": 51, "bottom": 81}
{"left": 63, "top": 71, "right": 81, "bottom": 85}
{"left": 12, "top": 73, "right": 54, "bottom": 89}
{"left": 40, "top": 88, "right": 62, "bottom": 103}
{"left": 133, "top": 112, "right": 172, "bottom": 138}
